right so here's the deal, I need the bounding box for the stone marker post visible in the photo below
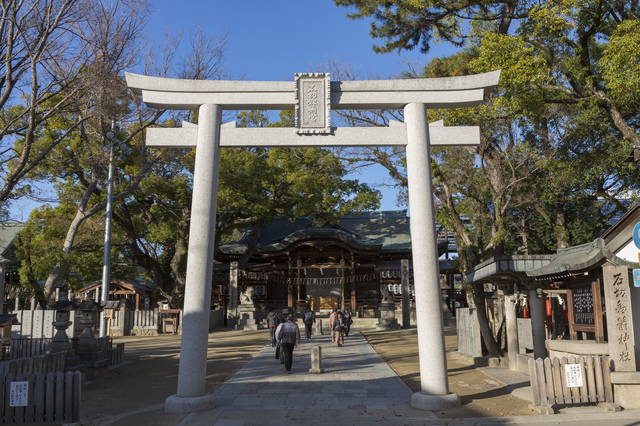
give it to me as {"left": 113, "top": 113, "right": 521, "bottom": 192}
{"left": 505, "top": 296, "right": 519, "bottom": 371}
{"left": 309, "top": 346, "right": 324, "bottom": 374}
{"left": 228, "top": 261, "right": 238, "bottom": 329}
{"left": 603, "top": 264, "right": 637, "bottom": 372}
{"left": 401, "top": 259, "right": 411, "bottom": 328}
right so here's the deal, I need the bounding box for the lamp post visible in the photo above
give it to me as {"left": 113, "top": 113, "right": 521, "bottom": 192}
{"left": 99, "top": 121, "right": 132, "bottom": 337}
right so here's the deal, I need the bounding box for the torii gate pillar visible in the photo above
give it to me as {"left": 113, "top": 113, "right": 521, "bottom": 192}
{"left": 126, "top": 70, "right": 500, "bottom": 414}
{"left": 165, "top": 104, "right": 222, "bottom": 412}
{"left": 405, "top": 102, "right": 459, "bottom": 408}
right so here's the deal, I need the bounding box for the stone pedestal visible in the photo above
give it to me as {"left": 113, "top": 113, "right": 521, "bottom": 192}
{"left": 77, "top": 313, "right": 108, "bottom": 381}
{"left": 376, "top": 302, "right": 400, "bottom": 330}
{"left": 314, "top": 319, "right": 324, "bottom": 336}
{"left": 235, "top": 305, "right": 259, "bottom": 330}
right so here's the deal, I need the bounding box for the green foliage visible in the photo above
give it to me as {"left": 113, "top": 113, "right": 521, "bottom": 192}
{"left": 600, "top": 19, "right": 640, "bottom": 115}
{"left": 14, "top": 205, "right": 136, "bottom": 292}
{"left": 217, "top": 110, "right": 381, "bottom": 241}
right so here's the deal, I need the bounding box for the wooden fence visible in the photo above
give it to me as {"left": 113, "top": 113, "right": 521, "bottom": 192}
{"left": 8, "top": 338, "right": 52, "bottom": 359}
{"left": 528, "top": 355, "right": 619, "bottom": 414}
{"left": 0, "top": 352, "right": 65, "bottom": 376}
{"left": 0, "top": 371, "right": 81, "bottom": 423}
{"left": 109, "top": 343, "right": 125, "bottom": 367}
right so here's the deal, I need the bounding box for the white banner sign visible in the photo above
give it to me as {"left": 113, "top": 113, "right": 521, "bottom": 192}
{"left": 565, "top": 364, "right": 583, "bottom": 388}
{"left": 10, "top": 381, "right": 29, "bottom": 407}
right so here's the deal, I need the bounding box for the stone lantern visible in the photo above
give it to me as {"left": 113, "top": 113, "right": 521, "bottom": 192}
{"left": 74, "top": 293, "right": 109, "bottom": 380}
{"left": 74, "top": 293, "right": 103, "bottom": 355}
{"left": 48, "top": 288, "right": 74, "bottom": 354}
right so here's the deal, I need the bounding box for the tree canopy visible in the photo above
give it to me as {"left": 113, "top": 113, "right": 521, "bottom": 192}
{"left": 333, "top": 0, "right": 640, "bottom": 356}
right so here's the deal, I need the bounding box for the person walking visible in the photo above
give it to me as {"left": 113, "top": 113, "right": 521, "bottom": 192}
{"left": 328, "top": 308, "right": 338, "bottom": 343}
{"left": 277, "top": 314, "right": 300, "bottom": 373}
{"left": 266, "top": 308, "right": 280, "bottom": 346}
{"left": 275, "top": 320, "right": 285, "bottom": 365}
{"left": 335, "top": 311, "right": 346, "bottom": 347}
{"left": 343, "top": 308, "right": 353, "bottom": 337}
{"left": 302, "top": 305, "right": 315, "bottom": 341}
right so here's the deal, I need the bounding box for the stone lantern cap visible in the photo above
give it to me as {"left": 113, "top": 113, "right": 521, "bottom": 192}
{"left": 48, "top": 288, "right": 75, "bottom": 311}
{"left": 48, "top": 299, "right": 74, "bottom": 311}
{"left": 74, "top": 298, "right": 103, "bottom": 312}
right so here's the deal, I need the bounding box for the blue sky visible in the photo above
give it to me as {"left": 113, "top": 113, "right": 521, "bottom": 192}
{"left": 146, "top": 1, "right": 456, "bottom": 212}
{"left": 148, "top": 1, "right": 452, "bottom": 82}
{"left": 10, "top": 1, "right": 456, "bottom": 220}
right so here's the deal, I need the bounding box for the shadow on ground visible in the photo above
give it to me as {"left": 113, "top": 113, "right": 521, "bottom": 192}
{"left": 79, "top": 327, "right": 535, "bottom": 425}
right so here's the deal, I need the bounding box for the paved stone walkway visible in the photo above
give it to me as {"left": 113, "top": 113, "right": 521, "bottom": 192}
{"left": 176, "top": 331, "right": 640, "bottom": 426}
{"left": 179, "top": 331, "right": 440, "bottom": 425}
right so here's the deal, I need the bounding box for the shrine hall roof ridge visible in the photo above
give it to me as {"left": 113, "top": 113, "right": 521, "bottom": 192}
{"left": 217, "top": 211, "right": 412, "bottom": 256}
{"left": 525, "top": 238, "right": 638, "bottom": 280}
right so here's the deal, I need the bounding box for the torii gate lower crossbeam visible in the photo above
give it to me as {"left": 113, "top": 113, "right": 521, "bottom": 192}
{"left": 126, "top": 71, "right": 500, "bottom": 414}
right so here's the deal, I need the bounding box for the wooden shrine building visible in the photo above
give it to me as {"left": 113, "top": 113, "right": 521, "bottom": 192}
{"left": 215, "top": 210, "right": 457, "bottom": 314}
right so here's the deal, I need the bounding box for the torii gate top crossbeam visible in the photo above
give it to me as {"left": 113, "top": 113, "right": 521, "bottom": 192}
{"left": 125, "top": 71, "right": 500, "bottom": 111}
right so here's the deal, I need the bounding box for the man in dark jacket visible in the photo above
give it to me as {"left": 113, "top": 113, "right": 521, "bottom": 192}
{"left": 277, "top": 315, "right": 300, "bottom": 373}
{"left": 302, "top": 305, "right": 315, "bottom": 341}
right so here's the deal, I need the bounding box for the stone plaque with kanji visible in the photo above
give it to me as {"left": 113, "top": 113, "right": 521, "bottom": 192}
{"left": 603, "top": 264, "right": 637, "bottom": 371}
{"left": 295, "top": 73, "right": 330, "bottom": 134}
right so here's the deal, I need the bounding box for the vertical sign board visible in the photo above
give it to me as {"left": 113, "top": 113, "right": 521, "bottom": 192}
{"left": 295, "top": 73, "right": 331, "bottom": 135}
{"left": 10, "top": 381, "right": 29, "bottom": 407}
{"left": 603, "top": 264, "right": 637, "bottom": 371}
{"left": 572, "top": 285, "right": 595, "bottom": 326}
{"left": 565, "top": 364, "right": 583, "bottom": 388}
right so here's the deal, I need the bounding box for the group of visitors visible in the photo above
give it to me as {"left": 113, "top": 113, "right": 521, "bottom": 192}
{"left": 266, "top": 305, "right": 354, "bottom": 373}
{"left": 328, "top": 307, "right": 353, "bottom": 347}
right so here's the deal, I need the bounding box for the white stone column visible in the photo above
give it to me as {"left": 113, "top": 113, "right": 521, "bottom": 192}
{"left": 404, "top": 102, "right": 460, "bottom": 410}
{"left": 165, "top": 104, "right": 222, "bottom": 413}
{"left": 505, "top": 295, "right": 519, "bottom": 371}
{"left": 529, "top": 289, "right": 547, "bottom": 359}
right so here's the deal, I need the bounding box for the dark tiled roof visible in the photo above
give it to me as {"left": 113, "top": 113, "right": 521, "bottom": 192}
{"left": 526, "top": 238, "right": 636, "bottom": 280}
{"left": 0, "top": 223, "right": 25, "bottom": 262}
{"left": 465, "top": 255, "right": 553, "bottom": 286}
{"left": 218, "top": 211, "right": 412, "bottom": 255}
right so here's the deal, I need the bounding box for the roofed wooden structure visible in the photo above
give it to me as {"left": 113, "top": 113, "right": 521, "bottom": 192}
{"left": 215, "top": 211, "right": 458, "bottom": 312}
{"left": 77, "top": 280, "right": 155, "bottom": 311}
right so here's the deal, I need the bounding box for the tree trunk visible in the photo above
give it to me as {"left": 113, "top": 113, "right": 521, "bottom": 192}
{"left": 473, "top": 282, "right": 504, "bottom": 357}
{"left": 168, "top": 206, "right": 190, "bottom": 308}
{"left": 237, "top": 219, "right": 264, "bottom": 270}
{"left": 42, "top": 204, "right": 94, "bottom": 305}
{"left": 555, "top": 198, "right": 570, "bottom": 249}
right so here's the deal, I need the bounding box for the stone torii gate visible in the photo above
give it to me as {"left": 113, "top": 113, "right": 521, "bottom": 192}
{"left": 126, "top": 70, "right": 500, "bottom": 413}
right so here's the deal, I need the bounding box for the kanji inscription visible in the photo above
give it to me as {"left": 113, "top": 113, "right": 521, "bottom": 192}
{"left": 602, "top": 264, "right": 637, "bottom": 371}
{"left": 295, "top": 73, "right": 331, "bottom": 134}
